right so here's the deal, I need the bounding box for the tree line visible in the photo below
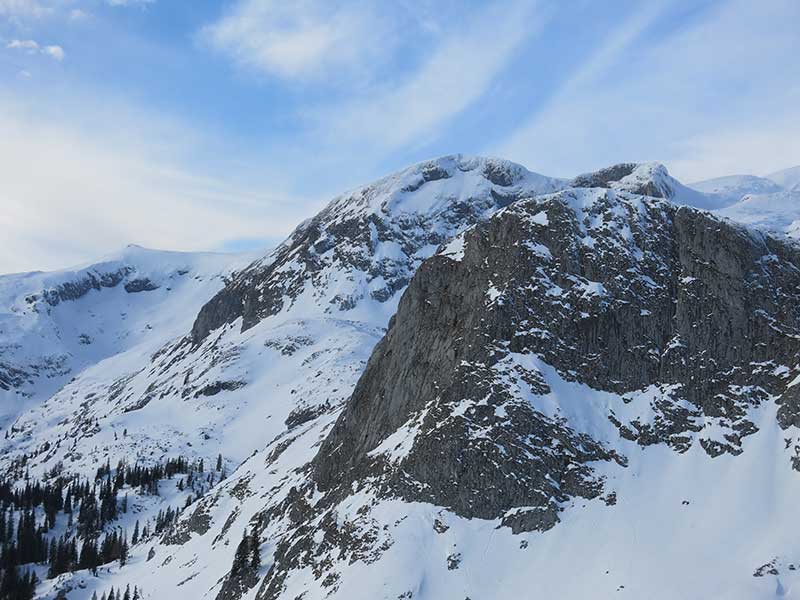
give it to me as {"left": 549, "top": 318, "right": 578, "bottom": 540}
{"left": 0, "top": 454, "right": 224, "bottom": 600}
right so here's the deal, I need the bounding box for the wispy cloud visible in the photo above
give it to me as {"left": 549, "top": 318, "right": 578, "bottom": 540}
{"left": 42, "top": 43, "right": 63, "bottom": 60}
{"left": 198, "top": 0, "right": 544, "bottom": 181}
{"left": 201, "top": 0, "right": 393, "bottom": 83}
{"left": 6, "top": 38, "right": 65, "bottom": 60}
{"left": 0, "top": 95, "right": 312, "bottom": 274}
{"left": 68, "top": 8, "right": 92, "bottom": 21}
{"left": 107, "top": 0, "right": 155, "bottom": 7}
{"left": 496, "top": 0, "right": 800, "bottom": 180}
{"left": 0, "top": 0, "right": 50, "bottom": 19}
{"left": 7, "top": 38, "right": 39, "bottom": 50}
{"left": 308, "top": 0, "right": 542, "bottom": 154}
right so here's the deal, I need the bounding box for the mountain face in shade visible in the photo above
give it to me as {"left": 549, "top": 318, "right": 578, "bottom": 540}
{"left": 314, "top": 186, "right": 800, "bottom": 506}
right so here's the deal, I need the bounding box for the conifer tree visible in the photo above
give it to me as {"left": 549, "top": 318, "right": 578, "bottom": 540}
{"left": 250, "top": 532, "right": 261, "bottom": 570}
{"left": 232, "top": 530, "right": 250, "bottom": 575}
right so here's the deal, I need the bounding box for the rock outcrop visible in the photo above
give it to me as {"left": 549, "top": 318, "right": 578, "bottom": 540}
{"left": 314, "top": 185, "right": 800, "bottom": 528}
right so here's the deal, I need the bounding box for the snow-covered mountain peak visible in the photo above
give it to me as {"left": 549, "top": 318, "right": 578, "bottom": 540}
{"left": 716, "top": 189, "right": 800, "bottom": 240}
{"left": 689, "top": 174, "right": 784, "bottom": 204}
{"left": 686, "top": 168, "right": 800, "bottom": 240}
{"left": 571, "top": 162, "right": 721, "bottom": 209}
{"left": 322, "top": 154, "right": 563, "bottom": 224}
{"left": 190, "top": 155, "right": 566, "bottom": 341}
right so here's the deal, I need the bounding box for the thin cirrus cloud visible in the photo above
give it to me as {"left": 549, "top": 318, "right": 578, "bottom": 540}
{"left": 198, "top": 0, "right": 545, "bottom": 177}
{"left": 496, "top": 0, "right": 800, "bottom": 181}
{"left": 0, "top": 0, "right": 50, "bottom": 19}
{"left": 307, "top": 0, "right": 543, "bottom": 154}
{"left": 201, "top": 0, "right": 393, "bottom": 82}
{"left": 0, "top": 95, "right": 310, "bottom": 274}
{"left": 106, "top": 0, "right": 155, "bottom": 6}
{"left": 6, "top": 38, "right": 65, "bottom": 60}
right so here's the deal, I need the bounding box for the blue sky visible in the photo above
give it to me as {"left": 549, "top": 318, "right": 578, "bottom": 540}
{"left": 1, "top": 0, "right": 799, "bottom": 273}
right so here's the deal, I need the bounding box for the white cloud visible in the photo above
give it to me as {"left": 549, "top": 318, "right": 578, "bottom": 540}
{"left": 0, "top": 95, "right": 312, "bottom": 274}
{"left": 0, "top": 0, "right": 49, "bottom": 19}
{"left": 7, "top": 39, "right": 40, "bottom": 51}
{"left": 42, "top": 43, "right": 63, "bottom": 60}
{"left": 0, "top": 1, "right": 95, "bottom": 22}
{"left": 69, "top": 8, "right": 91, "bottom": 21}
{"left": 7, "top": 38, "right": 65, "bottom": 60}
{"left": 107, "top": 0, "right": 154, "bottom": 6}
{"left": 201, "top": 0, "right": 391, "bottom": 82}
{"left": 496, "top": 0, "right": 800, "bottom": 181}
{"left": 308, "top": 0, "right": 542, "bottom": 153}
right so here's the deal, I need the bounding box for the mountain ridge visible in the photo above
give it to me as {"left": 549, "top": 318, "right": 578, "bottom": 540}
{"left": 2, "top": 156, "right": 800, "bottom": 600}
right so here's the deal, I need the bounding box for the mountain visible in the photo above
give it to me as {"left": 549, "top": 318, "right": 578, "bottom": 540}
{"left": 688, "top": 174, "right": 784, "bottom": 205}
{"left": 717, "top": 190, "right": 800, "bottom": 239}
{"left": 3, "top": 154, "right": 565, "bottom": 473}
{"left": 1, "top": 156, "right": 800, "bottom": 600}
{"left": 0, "top": 245, "right": 243, "bottom": 427}
{"left": 767, "top": 165, "right": 800, "bottom": 191}
{"left": 0, "top": 155, "right": 565, "bottom": 598}
{"left": 689, "top": 167, "right": 800, "bottom": 239}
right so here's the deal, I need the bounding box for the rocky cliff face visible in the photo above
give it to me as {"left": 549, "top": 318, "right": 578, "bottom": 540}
{"left": 312, "top": 186, "right": 800, "bottom": 528}
{"left": 226, "top": 174, "right": 800, "bottom": 600}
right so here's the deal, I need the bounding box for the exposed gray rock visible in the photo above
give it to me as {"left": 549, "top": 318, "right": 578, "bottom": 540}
{"left": 124, "top": 278, "right": 160, "bottom": 293}
{"left": 314, "top": 186, "right": 800, "bottom": 529}
{"left": 40, "top": 267, "right": 133, "bottom": 306}
{"left": 571, "top": 163, "right": 638, "bottom": 190}
{"left": 163, "top": 502, "right": 212, "bottom": 545}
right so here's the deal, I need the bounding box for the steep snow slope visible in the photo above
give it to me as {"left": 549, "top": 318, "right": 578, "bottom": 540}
{"left": 0, "top": 245, "right": 244, "bottom": 427}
